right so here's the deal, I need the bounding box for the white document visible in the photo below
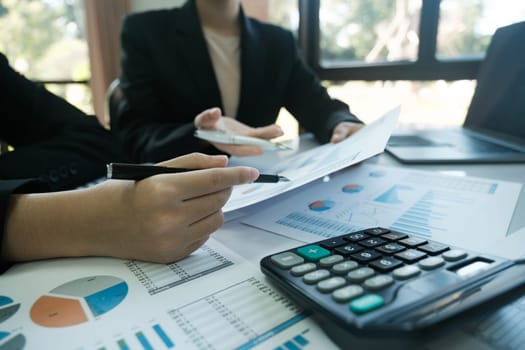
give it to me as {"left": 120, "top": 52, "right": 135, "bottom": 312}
{"left": 224, "top": 107, "right": 400, "bottom": 212}
{"left": 0, "top": 238, "right": 339, "bottom": 350}
{"left": 242, "top": 163, "right": 522, "bottom": 251}
{"left": 477, "top": 225, "right": 525, "bottom": 259}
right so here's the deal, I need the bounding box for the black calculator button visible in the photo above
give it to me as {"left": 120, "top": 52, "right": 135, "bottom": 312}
{"left": 332, "top": 261, "right": 359, "bottom": 275}
{"left": 394, "top": 249, "right": 427, "bottom": 263}
{"left": 399, "top": 236, "right": 427, "bottom": 247}
{"left": 363, "top": 275, "right": 394, "bottom": 291}
{"left": 381, "top": 232, "right": 408, "bottom": 241}
{"left": 350, "top": 294, "right": 384, "bottom": 314}
{"left": 319, "top": 254, "right": 344, "bottom": 267}
{"left": 317, "top": 277, "right": 347, "bottom": 293}
{"left": 418, "top": 242, "right": 449, "bottom": 255}
{"left": 418, "top": 256, "right": 445, "bottom": 270}
{"left": 351, "top": 250, "right": 382, "bottom": 263}
{"left": 320, "top": 237, "right": 348, "bottom": 249}
{"left": 392, "top": 265, "right": 421, "bottom": 280}
{"left": 359, "top": 237, "right": 387, "bottom": 248}
{"left": 347, "top": 267, "right": 375, "bottom": 283}
{"left": 334, "top": 244, "right": 363, "bottom": 256}
{"left": 375, "top": 243, "right": 406, "bottom": 255}
{"left": 344, "top": 232, "right": 369, "bottom": 242}
{"left": 271, "top": 252, "right": 304, "bottom": 269}
{"left": 296, "top": 245, "right": 331, "bottom": 261}
{"left": 365, "top": 228, "right": 390, "bottom": 236}
{"left": 369, "top": 257, "right": 404, "bottom": 273}
{"left": 303, "top": 269, "right": 331, "bottom": 284}
{"left": 332, "top": 285, "right": 364, "bottom": 303}
{"left": 291, "top": 263, "right": 317, "bottom": 276}
{"left": 442, "top": 249, "right": 467, "bottom": 262}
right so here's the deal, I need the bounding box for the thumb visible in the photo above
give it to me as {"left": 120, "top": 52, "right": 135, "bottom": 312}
{"left": 251, "top": 124, "right": 284, "bottom": 140}
{"left": 194, "top": 107, "right": 222, "bottom": 129}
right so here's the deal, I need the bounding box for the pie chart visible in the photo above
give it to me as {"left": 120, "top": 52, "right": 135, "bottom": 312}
{"left": 0, "top": 296, "right": 25, "bottom": 350}
{"left": 0, "top": 296, "right": 20, "bottom": 323}
{"left": 342, "top": 184, "right": 364, "bottom": 193}
{"left": 0, "top": 332, "right": 25, "bottom": 350}
{"left": 308, "top": 200, "right": 335, "bottom": 212}
{"left": 30, "top": 275, "right": 128, "bottom": 328}
{"left": 369, "top": 171, "right": 385, "bottom": 178}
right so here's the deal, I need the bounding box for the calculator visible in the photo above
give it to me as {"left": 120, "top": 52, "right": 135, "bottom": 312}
{"left": 260, "top": 227, "right": 525, "bottom": 336}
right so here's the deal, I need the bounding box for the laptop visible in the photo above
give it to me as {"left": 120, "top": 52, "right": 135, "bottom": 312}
{"left": 386, "top": 21, "right": 525, "bottom": 164}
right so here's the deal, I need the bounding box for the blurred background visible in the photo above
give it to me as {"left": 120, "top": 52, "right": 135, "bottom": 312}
{"left": 1, "top": 0, "right": 524, "bottom": 138}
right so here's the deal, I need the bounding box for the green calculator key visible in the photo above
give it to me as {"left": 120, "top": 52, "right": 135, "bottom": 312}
{"left": 296, "top": 245, "right": 331, "bottom": 261}
{"left": 350, "top": 294, "right": 384, "bottom": 314}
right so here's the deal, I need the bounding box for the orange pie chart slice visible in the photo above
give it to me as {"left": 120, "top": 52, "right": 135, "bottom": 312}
{"left": 30, "top": 295, "right": 88, "bottom": 328}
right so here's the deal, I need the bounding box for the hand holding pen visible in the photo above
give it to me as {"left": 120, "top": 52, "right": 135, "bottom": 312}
{"left": 108, "top": 163, "right": 290, "bottom": 183}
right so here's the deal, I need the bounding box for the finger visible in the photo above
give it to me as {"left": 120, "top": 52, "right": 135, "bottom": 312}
{"left": 172, "top": 208, "right": 224, "bottom": 247}
{"left": 162, "top": 234, "right": 211, "bottom": 263}
{"left": 194, "top": 107, "right": 222, "bottom": 129}
{"left": 180, "top": 187, "right": 232, "bottom": 225}
{"left": 331, "top": 123, "right": 361, "bottom": 143}
{"left": 165, "top": 166, "right": 259, "bottom": 200}
{"left": 330, "top": 126, "right": 348, "bottom": 143}
{"left": 158, "top": 153, "right": 229, "bottom": 169}
{"left": 188, "top": 209, "right": 225, "bottom": 237}
{"left": 183, "top": 235, "right": 211, "bottom": 256}
{"left": 249, "top": 124, "right": 284, "bottom": 139}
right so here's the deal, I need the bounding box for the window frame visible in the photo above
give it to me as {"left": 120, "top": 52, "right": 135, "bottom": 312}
{"left": 297, "top": 0, "right": 482, "bottom": 81}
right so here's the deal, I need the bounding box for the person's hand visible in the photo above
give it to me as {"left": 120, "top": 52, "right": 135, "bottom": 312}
{"left": 194, "top": 107, "right": 283, "bottom": 156}
{"left": 330, "top": 121, "right": 364, "bottom": 143}
{"left": 94, "top": 153, "right": 259, "bottom": 263}
{"left": 3, "top": 153, "right": 259, "bottom": 264}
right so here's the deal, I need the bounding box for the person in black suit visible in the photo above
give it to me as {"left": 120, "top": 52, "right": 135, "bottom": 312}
{"left": 0, "top": 52, "right": 260, "bottom": 272}
{"left": 116, "top": 0, "right": 363, "bottom": 163}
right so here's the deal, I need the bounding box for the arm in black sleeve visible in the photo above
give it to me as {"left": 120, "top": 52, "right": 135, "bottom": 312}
{"left": 0, "top": 53, "right": 74, "bottom": 145}
{"left": 280, "top": 32, "right": 362, "bottom": 143}
{"left": 0, "top": 52, "right": 127, "bottom": 190}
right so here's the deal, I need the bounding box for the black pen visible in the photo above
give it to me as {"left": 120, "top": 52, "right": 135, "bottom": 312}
{"left": 107, "top": 163, "right": 290, "bottom": 183}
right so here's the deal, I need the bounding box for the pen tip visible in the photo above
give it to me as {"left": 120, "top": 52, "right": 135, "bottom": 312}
{"left": 280, "top": 176, "right": 291, "bottom": 182}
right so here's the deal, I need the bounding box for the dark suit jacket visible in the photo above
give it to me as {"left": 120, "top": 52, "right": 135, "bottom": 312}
{"left": 117, "top": 0, "right": 360, "bottom": 163}
{"left": 0, "top": 53, "right": 125, "bottom": 189}
{"left": 0, "top": 53, "right": 126, "bottom": 272}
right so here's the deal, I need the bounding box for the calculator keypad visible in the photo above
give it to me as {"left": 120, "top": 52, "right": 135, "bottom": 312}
{"left": 268, "top": 227, "right": 470, "bottom": 316}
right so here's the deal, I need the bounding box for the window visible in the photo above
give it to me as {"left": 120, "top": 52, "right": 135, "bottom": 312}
{"left": 299, "top": 0, "right": 525, "bottom": 127}
{"left": 319, "top": 0, "right": 420, "bottom": 66}
{"left": 0, "top": 0, "right": 92, "bottom": 113}
{"left": 437, "top": 0, "right": 525, "bottom": 58}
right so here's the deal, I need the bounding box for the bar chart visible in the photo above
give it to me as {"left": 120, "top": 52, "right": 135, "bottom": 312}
{"left": 126, "top": 245, "right": 234, "bottom": 295}
{"left": 244, "top": 164, "right": 520, "bottom": 246}
{"left": 167, "top": 277, "right": 305, "bottom": 350}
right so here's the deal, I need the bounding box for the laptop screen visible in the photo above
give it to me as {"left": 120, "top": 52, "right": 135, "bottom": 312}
{"left": 464, "top": 21, "right": 525, "bottom": 142}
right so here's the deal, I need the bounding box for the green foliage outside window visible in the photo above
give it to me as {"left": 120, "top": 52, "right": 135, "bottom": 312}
{"left": 0, "top": 0, "right": 92, "bottom": 114}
